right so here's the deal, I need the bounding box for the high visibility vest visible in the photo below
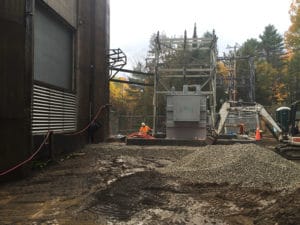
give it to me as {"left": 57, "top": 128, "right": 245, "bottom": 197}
{"left": 139, "top": 125, "right": 151, "bottom": 134}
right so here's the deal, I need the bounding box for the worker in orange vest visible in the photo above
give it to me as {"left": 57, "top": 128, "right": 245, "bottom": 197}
{"left": 139, "top": 122, "right": 152, "bottom": 135}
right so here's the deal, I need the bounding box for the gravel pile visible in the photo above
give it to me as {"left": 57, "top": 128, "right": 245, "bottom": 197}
{"left": 161, "top": 144, "right": 300, "bottom": 189}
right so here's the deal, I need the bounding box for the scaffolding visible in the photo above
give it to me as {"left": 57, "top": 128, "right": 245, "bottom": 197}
{"left": 148, "top": 26, "right": 218, "bottom": 134}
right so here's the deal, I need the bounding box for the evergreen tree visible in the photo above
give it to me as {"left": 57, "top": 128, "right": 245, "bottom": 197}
{"left": 259, "top": 24, "right": 284, "bottom": 68}
{"left": 236, "top": 39, "right": 260, "bottom": 102}
{"left": 258, "top": 25, "right": 288, "bottom": 104}
{"left": 238, "top": 38, "right": 260, "bottom": 57}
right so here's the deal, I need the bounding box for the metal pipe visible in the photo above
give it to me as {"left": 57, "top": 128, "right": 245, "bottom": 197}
{"left": 110, "top": 79, "right": 153, "bottom": 86}
{"left": 109, "top": 67, "right": 154, "bottom": 77}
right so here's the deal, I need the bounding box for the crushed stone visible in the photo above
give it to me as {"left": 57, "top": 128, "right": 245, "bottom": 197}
{"left": 161, "top": 144, "right": 300, "bottom": 189}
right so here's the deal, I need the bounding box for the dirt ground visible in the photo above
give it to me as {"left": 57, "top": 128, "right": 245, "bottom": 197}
{"left": 0, "top": 142, "right": 300, "bottom": 225}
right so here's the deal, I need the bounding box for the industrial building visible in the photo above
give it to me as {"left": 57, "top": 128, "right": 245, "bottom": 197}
{"left": 0, "top": 0, "right": 110, "bottom": 178}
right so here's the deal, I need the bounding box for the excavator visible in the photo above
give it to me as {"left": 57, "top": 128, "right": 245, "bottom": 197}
{"left": 216, "top": 101, "right": 283, "bottom": 140}
{"left": 275, "top": 101, "right": 300, "bottom": 159}
{"left": 216, "top": 101, "right": 300, "bottom": 159}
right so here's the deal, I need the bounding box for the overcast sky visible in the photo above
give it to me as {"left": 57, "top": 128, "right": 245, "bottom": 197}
{"left": 110, "top": 0, "right": 292, "bottom": 69}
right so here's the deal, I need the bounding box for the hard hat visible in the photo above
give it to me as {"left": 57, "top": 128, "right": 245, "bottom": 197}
{"left": 141, "top": 122, "right": 145, "bottom": 126}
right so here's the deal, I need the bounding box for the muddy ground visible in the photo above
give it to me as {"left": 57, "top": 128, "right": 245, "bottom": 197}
{"left": 0, "top": 142, "right": 300, "bottom": 225}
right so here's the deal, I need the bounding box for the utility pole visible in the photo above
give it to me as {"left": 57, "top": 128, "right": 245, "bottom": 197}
{"left": 227, "top": 44, "right": 239, "bottom": 103}
{"left": 152, "top": 31, "right": 160, "bottom": 135}
{"left": 249, "top": 57, "right": 255, "bottom": 102}
{"left": 232, "top": 44, "right": 238, "bottom": 102}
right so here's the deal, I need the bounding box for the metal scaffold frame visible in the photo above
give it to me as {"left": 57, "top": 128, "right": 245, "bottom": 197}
{"left": 149, "top": 28, "right": 218, "bottom": 134}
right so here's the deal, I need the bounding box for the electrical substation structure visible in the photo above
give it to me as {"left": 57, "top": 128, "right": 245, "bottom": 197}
{"left": 149, "top": 28, "right": 218, "bottom": 139}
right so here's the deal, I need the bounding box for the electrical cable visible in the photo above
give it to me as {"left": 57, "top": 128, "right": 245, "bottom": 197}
{"left": 63, "top": 104, "right": 110, "bottom": 136}
{"left": 0, "top": 131, "right": 51, "bottom": 177}
{"left": 0, "top": 104, "right": 110, "bottom": 176}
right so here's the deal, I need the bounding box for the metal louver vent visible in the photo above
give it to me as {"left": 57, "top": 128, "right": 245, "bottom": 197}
{"left": 32, "top": 84, "right": 77, "bottom": 134}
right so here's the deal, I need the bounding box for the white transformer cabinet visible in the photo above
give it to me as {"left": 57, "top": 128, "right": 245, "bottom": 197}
{"left": 166, "top": 85, "right": 207, "bottom": 140}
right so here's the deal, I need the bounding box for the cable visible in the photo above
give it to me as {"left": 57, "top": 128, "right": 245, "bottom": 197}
{"left": 63, "top": 104, "right": 110, "bottom": 136}
{"left": 0, "top": 104, "right": 110, "bottom": 176}
{"left": 0, "top": 131, "right": 51, "bottom": 177}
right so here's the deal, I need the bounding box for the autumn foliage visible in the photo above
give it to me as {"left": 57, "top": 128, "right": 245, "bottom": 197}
{"left": 111, "top": 3, "right": 300, "bottom": 120}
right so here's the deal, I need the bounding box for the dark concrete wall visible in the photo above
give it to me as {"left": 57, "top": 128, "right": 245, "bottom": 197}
{"left": 93, "top": 0, "right": 110, "bottom": 142}
{"left": 34, "top": 0, "right": 110, "bottom": 154}
{"left": 0, "top": 0, "right": 33, "bottom": 177}
{"left": 77, "top": 0, "right": 110, "bottom": 143}
{"left": 0, "top": 0, "right": 110, "bottom": 179}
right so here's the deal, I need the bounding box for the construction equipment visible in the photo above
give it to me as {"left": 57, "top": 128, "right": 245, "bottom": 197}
{"left": 216, "top": 101, "right": 283, "bottom": 141}
{"left": 217, "top": 100, "right": 300, "bottom": 159}
{"left": 275, "top": 101, "right": 300, "bottom": 159}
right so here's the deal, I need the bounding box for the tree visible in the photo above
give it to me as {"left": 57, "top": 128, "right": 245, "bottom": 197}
{"left": 109, "top": 63, "right": 154, "bottom": 133}
{"left": 255, "top": 60, "right": 288, "bottom": 105}
{"left": 285, "top": 0, "right": 300, "bottom": 102}
{"left": 259, "top": 24, "right": 284, "bottom": 68}
{"left": 238, "top": 38, "right": 260, "bottom": 57}
{"left": 109, "top": 77, "right": 130, "bottom": 114}
{"left": 287, "top": 52, "right": 300, "bottom": 101}
{"left": 255, "top": 61, "right": 276, "bottom": 105}
{"left": 285, "top": 0, "right": 300, "bottom": 50}
{"left": 127, "top": 61, "right": 153, "bottom": 117}
{"left": 256, "top": 24, "right": 288, "bottom": 105}
{"left": 236, "top": 39, "right": 260, "bottom": 102}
